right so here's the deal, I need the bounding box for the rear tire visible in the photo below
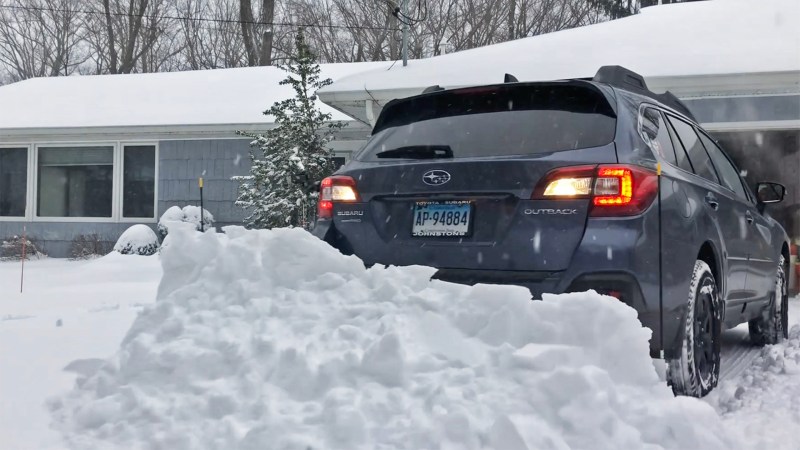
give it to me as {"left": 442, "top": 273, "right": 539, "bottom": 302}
{"left": 749, "top": 255, "right": 788, "bottom": 346}
{"left": 667, "top": 260, "right": 721, "bottom": 398}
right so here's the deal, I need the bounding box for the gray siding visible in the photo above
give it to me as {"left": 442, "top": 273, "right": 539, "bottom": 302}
{"left": 0, "top": 222, "right": 153, "bottom": 258}
{"left": 1, "top": 138, "right": 253, "bottom": 258}
{"left": 158, "top": 139, "right": 252, "bottom": 227}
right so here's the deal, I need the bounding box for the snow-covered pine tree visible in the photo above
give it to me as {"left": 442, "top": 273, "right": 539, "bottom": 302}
{"left": 233, "top": 29, "right": 344, "bottom": 229}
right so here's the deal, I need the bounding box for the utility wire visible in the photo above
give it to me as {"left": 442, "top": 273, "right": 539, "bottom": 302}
{"left": 0, "top": 3, "right": 401, "bottom": 32}
{"left": 380, "top": 0, "right": 426, "bottom": 27}
{"left": 399, "top": 0, "right": 428, "bottom": 24}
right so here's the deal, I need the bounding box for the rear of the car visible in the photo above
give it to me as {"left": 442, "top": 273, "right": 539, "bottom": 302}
{"left": 313, "top": 81, "right": 664, "bottom": 351}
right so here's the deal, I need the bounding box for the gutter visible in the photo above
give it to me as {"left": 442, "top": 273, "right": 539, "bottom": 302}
{"left": 0, "top": 121, "right": 371, "bottom": 143}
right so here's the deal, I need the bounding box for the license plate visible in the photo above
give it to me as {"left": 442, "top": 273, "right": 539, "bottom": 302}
{"left": 412, "top": 201, "right": 472, "bottom": 237}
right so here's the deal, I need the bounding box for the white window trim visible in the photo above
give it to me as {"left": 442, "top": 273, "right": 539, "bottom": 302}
{"left": 118, "top": 142, "right": 159, "bottom": 223}
{"left": 29, "top": 141, "right": 159, "bottom": 223}
{"left": 33, "top": 141, "right": 118, "bottom": 223}
{"left": 0, "top": 144, "right": 32, "bottom": 222}
{"left": 332, "top": 151, "right": 352, "bottom": 162}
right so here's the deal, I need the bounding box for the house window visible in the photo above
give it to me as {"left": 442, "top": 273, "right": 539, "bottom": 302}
{"left": 123, "top": 145, "right": 156, "bottom": 218}
{"left": 37, "top": 146, "right": 114, "bottom": 217}
{"left": 0, "top": 147, "right": 27, "bottom": 217}
{"left": 330, "top": 156, "right": 347, "bottom": 171}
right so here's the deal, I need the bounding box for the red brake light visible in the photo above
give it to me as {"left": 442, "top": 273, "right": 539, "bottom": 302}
{"left": 317, "top": 176, "right": 361, "bottom": 219}
{"left": 590, "top": 165, "right": 658, "bottom": 217}
{"left": 533, "top": 165, "right": 658, "bottom": 217}
{"left": 593, "top": 167, "right": 634, "bottom": 206}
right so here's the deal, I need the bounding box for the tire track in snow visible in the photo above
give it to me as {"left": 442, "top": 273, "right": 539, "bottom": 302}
{"left": 719, "top": 325, "right": 760, "bottom": 381}
{"left": 718, "top": 296, "right": 800, "bottom": 382}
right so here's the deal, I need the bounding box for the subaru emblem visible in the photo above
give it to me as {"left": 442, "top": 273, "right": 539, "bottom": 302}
{"left": 422, "top": 170, "right": 451, "bottom": 186}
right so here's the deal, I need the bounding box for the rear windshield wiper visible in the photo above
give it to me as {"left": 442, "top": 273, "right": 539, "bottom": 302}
{"left": 375, "top": 145, "right": 454, "bottom": 159}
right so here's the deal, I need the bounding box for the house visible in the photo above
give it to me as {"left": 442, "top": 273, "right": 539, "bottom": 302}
{"left": 0, "top": 62, "right": 391, "bottom": 257}
{"left": 318, "top": 0, "right": 800, "bottom": 241}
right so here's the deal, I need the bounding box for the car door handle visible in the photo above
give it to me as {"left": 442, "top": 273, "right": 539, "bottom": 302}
{"left": 745, "top": 211, "right": 754, "bottom": 224}
{"left": 705, "top": 193, "right": 719, "bottom": 210}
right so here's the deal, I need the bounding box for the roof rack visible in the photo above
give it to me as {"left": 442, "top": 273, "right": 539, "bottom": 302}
{"left": 592, "top": 65, "right": 697, "bottom": 121}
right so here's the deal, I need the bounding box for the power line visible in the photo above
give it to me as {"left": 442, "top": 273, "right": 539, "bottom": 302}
{"left": 380, "top": 0, "right": 425, "bottom": 27}
{"left": 0, "top": 3, "right": 401, "bottom": 32}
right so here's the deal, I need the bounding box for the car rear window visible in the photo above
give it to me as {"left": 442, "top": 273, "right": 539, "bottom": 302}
{"left": 358, "top": 84, "right": 616, "bottom": 161}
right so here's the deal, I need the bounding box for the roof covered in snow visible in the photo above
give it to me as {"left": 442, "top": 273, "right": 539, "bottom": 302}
{"left": 0, "top": 62, "right": 393, "bottom": 131}
{"left": 320, "top": 0, "right": 800, "bottom": 98}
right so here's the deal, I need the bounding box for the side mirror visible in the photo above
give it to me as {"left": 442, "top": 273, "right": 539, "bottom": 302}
{"left": 755, "top": 182, "right": 786, "bottom": 205}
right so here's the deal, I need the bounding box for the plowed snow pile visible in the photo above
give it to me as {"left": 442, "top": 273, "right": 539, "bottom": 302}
{"left": 51, "top": 227, "right": 734, "bottom": 449}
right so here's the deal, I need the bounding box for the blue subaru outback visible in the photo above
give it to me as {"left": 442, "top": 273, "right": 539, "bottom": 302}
{"left": 313, "top": 66, "right": 790, "bottom": 397}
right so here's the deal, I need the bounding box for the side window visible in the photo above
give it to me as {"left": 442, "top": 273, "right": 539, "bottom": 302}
{"left": 639, "top": 107, "right": 677, "bottom": 166}
{"left": 698, "top": 132, "right": 747, "bottom": 200}
{"left": 0, "top": 147, "right": 28, "bottom": 217}
{"left": 664, "top": 118, "right": 694, "bottom": 173}
{"left": 666, "top": 115, "right": 720, "bottom": 184}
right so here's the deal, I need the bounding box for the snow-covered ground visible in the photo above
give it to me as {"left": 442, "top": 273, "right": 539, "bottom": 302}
{"left": 710, "top": 303, "right": 800, "bottom": 447}
{"left": 1, "top": 227, "right": 798, "bottom": 449}
{"left": 0, "top": 255, "right": 161, "bottom": 449}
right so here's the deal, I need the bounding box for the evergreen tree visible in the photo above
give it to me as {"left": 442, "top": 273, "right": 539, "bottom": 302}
{"left": 234, "top": 29, "right": 344, "bottom": 229}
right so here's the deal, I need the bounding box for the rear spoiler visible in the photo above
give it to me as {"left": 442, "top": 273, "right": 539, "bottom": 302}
{"left": 373, "top": 80, "right": 616, "bottom": 135}
{"left": 592, "top": 65, "right": 697, "bottom": 121}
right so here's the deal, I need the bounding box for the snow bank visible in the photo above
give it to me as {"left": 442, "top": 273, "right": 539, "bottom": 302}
{"left": 113, "top": 225, "right": 159, "bottom": 256}
{"left": 52, "top": 227, "right": 734, "bottom": 449}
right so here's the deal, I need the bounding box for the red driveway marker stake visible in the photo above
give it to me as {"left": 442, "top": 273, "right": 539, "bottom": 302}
{"left": 20, "top": 226, "right": 26, "bottom": 294}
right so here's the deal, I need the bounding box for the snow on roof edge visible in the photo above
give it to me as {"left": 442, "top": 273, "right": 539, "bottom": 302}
{"left": 320, "top": 0, "right": 800, "bottom": 96}
{"left": 0, "top": 61, "right": 393, "bottom": 131}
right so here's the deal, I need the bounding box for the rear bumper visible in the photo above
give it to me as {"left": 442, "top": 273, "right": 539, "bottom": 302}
{"left": 313, "top": 214, "right": 685, "bottom": 359}
{"left": 432, "top": 267, "right": 663, "bottom": 358}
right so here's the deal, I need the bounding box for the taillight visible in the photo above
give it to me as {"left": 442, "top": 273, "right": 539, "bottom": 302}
{"left": 317, "top": 176, "right": 361, "bottom": 219}
{"left": 590, "top": 166, "right": 658, "bottom": 216}
{"left": 533, "top": 165, "right": 658, "bottom": 217}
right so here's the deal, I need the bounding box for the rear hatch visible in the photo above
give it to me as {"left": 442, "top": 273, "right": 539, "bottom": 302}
{"left": 328, "top": 82, "right": 618, "bottom": 272}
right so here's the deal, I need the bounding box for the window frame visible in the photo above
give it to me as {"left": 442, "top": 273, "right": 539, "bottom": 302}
{"left": 119, "top": 142, "right": 159, "bottom": 223}
{"left": 30, "top": 141, "right": 159, "bottom": 223}
{"left": 637, "top": 104, "right": 678, "bottom": 166}
{"left": 663, "top": 116, "right": 696, "bottom": 174}
{"left": 695, "top": 129, "right": 750, "bottom": 203}
{"left": 663, "top": 112, "right": 727, "bottom": 185}
{"left": 637, "top": 105, "right": 758, "bottom": 202}
{"left": 638, "top": 103, "right": 698, "bottom": 174}
{"left": 0, "top": 144, "right": 33, "bottom": 221}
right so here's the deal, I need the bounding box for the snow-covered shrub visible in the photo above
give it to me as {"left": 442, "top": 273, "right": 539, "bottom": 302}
{"left": 182, "top": 205, "right": 214, "bottom": 231}
{"left": 158, "top": 205, "right": 214, "bottom": 240}
{"left": 0, "top": 235, "right": 45, "bottom": 261}
{"left": 113, "top": 225, "right": 159, "bottom": 256}
{"left": 70, "top": 234, "right": 113, "bottom": 260}
{"left": 157, "top": 206, "right": 184, "bottom": 239}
